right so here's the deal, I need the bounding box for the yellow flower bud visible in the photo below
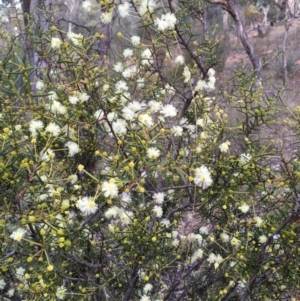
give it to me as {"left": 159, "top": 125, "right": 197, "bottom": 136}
{"left": 78, "top": 164, "right": 84, "bottom": 171}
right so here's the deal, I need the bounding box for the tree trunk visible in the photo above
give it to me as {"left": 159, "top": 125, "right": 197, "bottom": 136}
{"left": 21, "top": 0, "right": 45, "bottom": 97}
{"left": 282, "top": 18, "right": 293, "bottom": 85}
{"left": 262, "top": 5, "right": 269, "bottom": 25}
{"left": 222, "top": 9, "right": 229, "bottom": 30}
{"left": 207, "top": 0, "right": 263, "bottom": 86}
{"left": 274, "top": 0, "right": 295, "bottom": 85}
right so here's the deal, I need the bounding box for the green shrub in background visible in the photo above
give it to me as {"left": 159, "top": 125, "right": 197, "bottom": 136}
{"left": 0, "top": 1, "right": 300, "bottom": 301}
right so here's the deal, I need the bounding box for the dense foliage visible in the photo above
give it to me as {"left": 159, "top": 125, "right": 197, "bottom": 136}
{"left": 0, "top": 1, "right": 300, "bottom": 300}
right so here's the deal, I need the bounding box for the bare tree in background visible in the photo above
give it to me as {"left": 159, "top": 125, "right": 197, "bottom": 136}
{"left": 273, "top": 0, "right": 296, "bottom": 84}
{"left": 206, "top": 0, "right": 263, "bottom": 86}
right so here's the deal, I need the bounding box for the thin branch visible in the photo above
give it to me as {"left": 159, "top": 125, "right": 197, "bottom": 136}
{"left": 57, "top": 18, "right": 91, "bottom": 33}
{"left": 67, "top": 252, "right": 103, "bottom": 268}
{"left": 122, "top": 264, "right": 139, "bottom": 301}
{"left": 0, "top": 250, "right": 16, "bottom": 261}
{"left": 205, "top": 0, "right": 227, "bottom": 5}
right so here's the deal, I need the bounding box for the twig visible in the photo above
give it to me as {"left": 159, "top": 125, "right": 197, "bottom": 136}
{"left": 57, "top": 18, "right": 91, "bottom": 33}
{"left": 122, "top": 264, "right": 139, "bottom": 301}
{"left": 0, "top": 250, "right": 16, "bottom": 261}
{"left": 67, "top": 252, "right": 102, "bottom": 268}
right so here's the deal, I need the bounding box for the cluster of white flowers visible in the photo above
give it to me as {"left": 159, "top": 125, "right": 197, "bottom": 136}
{"left": 67, "top": 32, "right": 83, "bottom": 46}
{"left": 171, "top": 125, "right": 183, "bottom": 137}
{"left": 174, "top": 55, "right": 185, "bottom": 65}
{"left": 194, "top": 165, "right": 213, "bottom": 189}
{"left": 122, "top": 107, "right": 135, "bottom": 121}
{"left": 68, "top": 174, "right": 78, "bottom": 184}
{"left": 140, "top": 295, "right": 151, "bottom": 301}
{"left": 138, "top": 114, "right": 154, "bottom": 128}
{"left": 0, "top": 279, "right": 6, "bottom": 290}
{"left": 82, "top": 0, "right": 92, "bottom": 12}
{"left": 148, "top": 100, "right": 162, "bottom": 113}
{"left": 152, "top": 205, "right": 163, "bottom": 218}
{"left": 121, "top": 192, "right": 132, "bottom": 205}
{"left": 76, "top": 196, "right": 98, "bottom": 216}
{"left": 122, "top": 66, "right": 137, "bottom": 79}
{"left": 112, "top": 118, "right": 127, "bottom": 136}
{"left": 195, "top": 68, "right": 216, "bottom": 92}
{"left": 51, "top": 37, "right": 62, "bottom": 49}
{"left": 29, "top": 120, "right": 44, "bottom": 137}
{"left": 254, "top": 216, "right": 263, "bottom": 228}
{"left": 207, "top": 252, "right": 223, "bottom": 268}
{"left": 191, "top": 248, "right": 204, "bottom": 263}
{"left": 220, "top": 232, "right": 230, "bottom": 242}
{"left": 105, "top": 205, "right": 134, "bottom": 226}
{"left": 122, "top": 102, "right": 143, "bottom": 121}
{"left": 183, "top": 66, "right": 191, "bottom": 83}
{"left": 102, "top": 179, "right": 119, "bottom": 198}
{"left": 239, "top": 153, "right": 252, "bottom": 166}
{"left": 10, "top": 228, "right": 26, "bottom": 242}
{"left": 160, "top": 219, "right": 170, "bottom": 228}
{"left": 152, "top": 192, "right": 165, "bottom": 204}
{"left": 141, "top": 48, "right": 153, "bottom": 66}
{"left": 155, "top": 13, "right": 177, "bottom": 31}
{"left": 36, "top": 80, "right": 45, "bottom": 90}
{"left": 68, "top": 92, "right": 90, "bottom": 105}
{"left": 231, "top": 237, "right": 241, "bottom": 247}
{"left": 115, "top": 80, "right": 129, "bottom": 94}
{"left": 45, "top": 122, "right": 61, "bottom": 137}
{"left": 147, "top": 147, "right": 160, "bottom": 159}
{"left": 160, "top": 104, "right": 177, "bottom": 118}
{"left": 101, "top": 11, "right": 113, "bottom": 24}
{"left": 219, "top": 140, "right": 231, "bottom": 153}
{"left": 238, "top": 202, "right": 250, "bottom": 213}
{"left": 143, "top": 283, "right": 153, "bottom": 294}
{"left": 15, "top": 124, "right": 22, "bottom": 131}
{"left": 114, "top": 62, "right": 123, "bottom": 73}
{"left": 65, "top": 141, "right": 79, "bottom": 157}
{"left": 56, "top": 286, "right": 67, "bottom": 300}
{"left": 118, "top": 1, "right": 131, "bottom": 18}
{"left": 47, "top": 99, "right": 67, "bottom": 115}
{"left": 259, "top": 234, "right": 268, "bottom": 244}
{"left": 139, "top": 0, "right": 156, "bottom": 16}
{"left": 199, "top": 225, "right": 210, "bottom": 235}
{"left": 123, "top": 48, "right": 134, "bottom": 58}
{"left": 131, "top": 35, "right": 141, "bottom": 46}
{"left": 41, "top": 148, "right": 55, "bottom": 162}
{"left": 139, "top": 283, "right": 153, "bottom": 301}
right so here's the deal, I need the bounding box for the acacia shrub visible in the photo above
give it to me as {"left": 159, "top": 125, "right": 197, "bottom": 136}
{"left": 0, "top": 1, "right": 299, "bottom": 301}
